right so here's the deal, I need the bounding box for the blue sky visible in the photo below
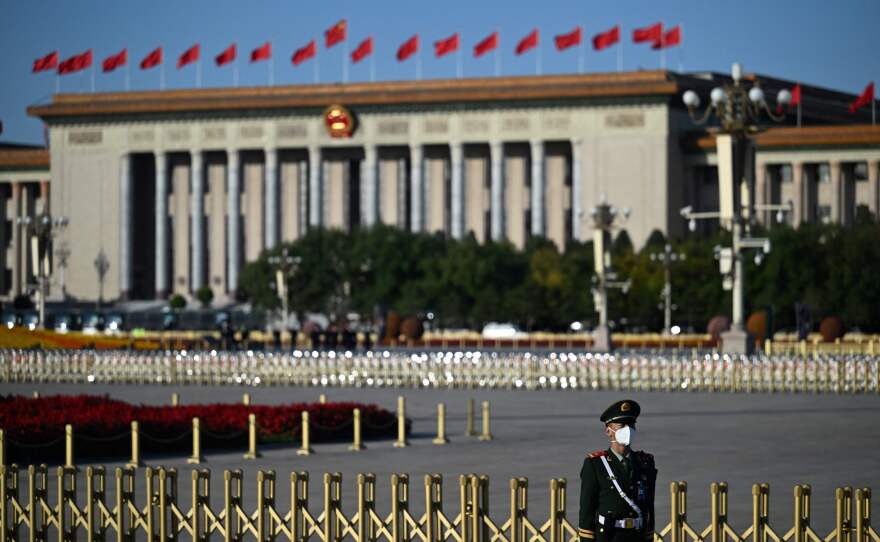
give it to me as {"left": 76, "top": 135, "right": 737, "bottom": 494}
{"left": 1, "top": 0, "right": 878, "bottom": 144}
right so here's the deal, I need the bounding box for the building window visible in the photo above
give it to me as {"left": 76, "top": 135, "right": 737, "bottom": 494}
{"left": 817, "top": 205, "right": 832, "bottom": 224}
{"left": 818, "top": 164, "right": 831, "bottom": 184}
{"left": 781, "top": 164, "right": 793, "bottom": 183}
{"left": 853, "top": 162, "right": 868, "bottom": 182}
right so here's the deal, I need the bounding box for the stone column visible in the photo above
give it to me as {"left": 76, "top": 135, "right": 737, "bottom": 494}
{"left": 397, "top": 158, "right": 408, "bottom": 229}
{"left": 154, "top": 151, "right": 169, "bottom": 298}
{"left": 38, "top": 181, "right": 49, "bottom": 214}
{"left": 10, "top": 182, "right": 21, "bottom": 297}
{"left": 754, "top": 163, "right": 768, "bottom": 225}
{"left": 298, "top": 158, "right": 309, "bottom": 235}
{"left": 490, "top": 141, "right": 504, "bottom": 242}
{"left": 409, "top": 144, "right": 424, "bottom": 232}
{"left": 226, "top": 149, "right": 241, "bottom": 294}
{"left": 792, "top": 162, "right": 804, "bottom": 225}
{"left": 190, "top": 150, "right": 205, "bottom": 292}
{"left": 264, "top": 147, "right": 279, "bottom": 249}
{"left": 308, "top": 146, "right": 322, "bottom": 228}
{"left": 530, "top": 139, "right": 545, "bottom": 237}
{"left": 361, "top": 145, "right": 378, "bottom": 227}
{"left": 869, "top": 160, "right": 880, "bottom": 217}
{"left": 829, "top": 161, "right": 842, "bottom": 224}
{"left": 571, "top": 138, "right": 583, "bottom": 241}
{"left": 119, "top": 154, "right": 132, "bottom": 299}
{"left": 450, "top": 142, "right": 464, "bottom": 239}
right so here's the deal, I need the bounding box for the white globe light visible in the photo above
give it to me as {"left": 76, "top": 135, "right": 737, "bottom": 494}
{"left": 682, "top": 90, "right": 700, "bottom": 108}
{"left": 777, "top": 89, "right": 792, "bottom": 106}
{"left": 748, "top": 86, "right": 765, "bottom": 104}
{"left": 731, "top": 62, "right": 743, "bottom": 82}
{"left": 710, "top": 87, "right": 725, "bottom": 106}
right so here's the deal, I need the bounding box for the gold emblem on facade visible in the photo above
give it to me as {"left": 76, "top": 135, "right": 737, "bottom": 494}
{"left": 324, "top": 104, "right": 355, "bottom": 138}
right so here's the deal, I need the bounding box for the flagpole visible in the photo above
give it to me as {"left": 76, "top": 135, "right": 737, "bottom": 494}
{"left": 495, "top": 48, "right": 501, "bottom": 77}
{"left": 314, "top": 55, "right": 319, "bottom": 84}
{"left": 125, "top": 61, "right": 130, "bottom": 91}
{"left": 797, "top": 81, "right": 802, "bottom": 128}
{"left": 55, "top": 73, "right": 60, "bottom": 94}
{"left": 416, "top": 50, "right": 422, "bottom": 80}
{"left": 91, "top": 64, "right": 95, "bottom": 92}
{"left": 343, "top": 40, "right": 349, "bottom": 82}
{"left": 196, "top": 60, "right": 202, "bottom": 88}
{"left": 370, "top": 54, "right": 376, "bottom": 82}
{"left": 160, "top": 62, "right": 165, "bottom": 91}
{"left": 456, "top": 48, "right": 463, "bottom": 79}
{"left": 677, "top": 23, "right": 684, "bottom": 73}
{"left": 578, "top": 38, "right": 585, "bottom": 74}
{"left": 234, "top": 60, "right": 239, "bottom": 88}
{"left": 536, "top": 46, "right": 541, "bottom": 76}
{"left": 269, "top": 57, "right": 274, "bottom": 86}
{"left": 617, "top": 42, "right": 622, "bottom": 73}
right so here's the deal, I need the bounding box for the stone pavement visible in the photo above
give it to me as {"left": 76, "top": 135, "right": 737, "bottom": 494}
{"left": 3, "top": 381, "right": 879, "bottom": 534}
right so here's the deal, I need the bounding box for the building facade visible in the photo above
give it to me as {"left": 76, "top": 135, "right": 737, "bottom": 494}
{"left": 9, "top": 70, "right": 879, "bottom": 304}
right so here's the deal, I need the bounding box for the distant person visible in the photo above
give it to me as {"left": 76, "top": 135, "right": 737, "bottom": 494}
{"left": 579, "top": 400, "right": 656, "bottom": 542}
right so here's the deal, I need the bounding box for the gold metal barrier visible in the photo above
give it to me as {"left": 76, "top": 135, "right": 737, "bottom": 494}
{"left": 0, "top": 465, "right": 876, "bottom": 542}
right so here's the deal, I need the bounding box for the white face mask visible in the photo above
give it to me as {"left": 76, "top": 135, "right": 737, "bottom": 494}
{"left": 613, "top": 425, "right": 635, "bottom": 447}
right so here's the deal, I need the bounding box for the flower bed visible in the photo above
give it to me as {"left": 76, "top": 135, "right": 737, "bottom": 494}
{"left": 0, "top": 395, "right": 405, "bottom": 464}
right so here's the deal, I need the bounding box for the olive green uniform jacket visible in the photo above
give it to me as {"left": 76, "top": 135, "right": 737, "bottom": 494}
{"left": 579, "top": 449, "right": 657, "bottom": 542}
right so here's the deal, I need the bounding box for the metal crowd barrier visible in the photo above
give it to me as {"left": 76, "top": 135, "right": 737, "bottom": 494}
{"left": 1, "top": 349, "right": 879, "bottom": 394}
{"left": 0, "top": 464, "right": 876, "bottom": 542}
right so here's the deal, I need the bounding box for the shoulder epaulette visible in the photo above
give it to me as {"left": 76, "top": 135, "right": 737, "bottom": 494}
{"left": 587, "top": 450, "right": 608, "bottom": 459}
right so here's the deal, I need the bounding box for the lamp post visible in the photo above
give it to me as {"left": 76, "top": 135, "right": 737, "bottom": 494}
{"left": 94, "top": 249, "right": 110, "bottom": 309}
{"left": 55, "top": 242, "right": 71, "bottom": 300}
{"left": 681, "top": 62, "right": 792, "bottom": 354}
{"left": 267, "top": 247, "right": 301, "bottom": 332}
{"left": 16, "top": 212, "right": 69, "bottom": 328}
{"left": 649, "top": 244, "right": 685, "bottom": 335}
{"left": 589, "top": 196, "right": 631, "bottom": 352}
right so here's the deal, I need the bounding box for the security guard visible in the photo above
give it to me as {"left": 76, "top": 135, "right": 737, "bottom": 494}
{"left": 579, "top": 400, "right": 656, "bottom": 542}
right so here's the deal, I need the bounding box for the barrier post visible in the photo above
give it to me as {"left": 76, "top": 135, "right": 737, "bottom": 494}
{"left": 432, "top": 403, "right": 449, "bottom": 445}
{"left": 171, "top": 393, "right": 179, "bottom": 406}
{"left": 32, "top": 391, "right": 39, "bottom": 399}
{"left": 297, "top": 411, "right": 313, "bottom": 456}
{"left": 394, "top": 396, "right": 408, "bottom": 448}
{"left": 64, "top": 424, "right": 74, "bottom": 468}
{"left": 319, "top": 394, "right": 326, "bottom": 404}
{"left": 479, "top": 400, "right": 493, "bottom": 441}
{"left": 350, "top": 408, "right": 365, "bottom": 451}
{"left": 126, "top": 421, "right": 142, "bottom": 468}
{"left": 243, "top": 413, "right": 260, "bottom": 459}
{"left": 465, "top": 398, "right": 477, "bottom": 437}
{"left": 187, "top": 417, "right": 202, "bottom": 464}
{"left": 243, "top": 393, "right": 251, "bottom": 406}
{"left": 0, "top": 429, "right": 4, "bottom": 467}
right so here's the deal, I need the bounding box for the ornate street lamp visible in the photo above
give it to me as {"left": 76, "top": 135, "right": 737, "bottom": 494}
{"left": 589, "top": 196, "right": 631, "bottom": 352}
{"left": 268, "top": 247, "right": 301, "bottom": 331}
{"left": 94, "top": 249, "right": 110, "bottom": 309}
{"left": 680, "top": 63, "right": 792, "bottom": 353}
{"left": 16, "top": 212, "right": 69, "bottom": 328}
{"left": 649, "top": 244, "right": 685, "bottom": 335}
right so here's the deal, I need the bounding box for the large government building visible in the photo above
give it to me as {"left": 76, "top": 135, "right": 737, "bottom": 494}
{"left": 1, "top": 70, "right": 878, "bottom": 304}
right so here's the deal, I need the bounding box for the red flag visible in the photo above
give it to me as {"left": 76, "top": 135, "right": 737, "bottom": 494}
{"left": 292, "top": 40, "right": 317, "bottom": 65}
{"left": 58, "top": 50, "right": 93, "bottom": 75}
{"left": 652, "top": 26, "right": 681, "bottom": 49}
{"left": 102, "top": 49, "right": 128, "bottom": 73}
{"left": 516, "top": 29, "right": 539, "bottom": 55}
{"left": 33, "top": 51, "right": 59, "bottom": 73}
{"left": 351, "top": 37, "right": 373, "bottom": 63}
{"left": 592, "top": 26, "right": 620, "bottom": 51}
{"left": 849, "top": 82, "right": 875, "bottom": 114}
{"left": 474, "top": 31, "right": 499, "bottom": 57}
{"left": 251, "top": 42, "right": 271, "bottom": 62}
{"left": 177, "top": 45, "right": 199, "bottom": 69}
{"left": 633, "top": 23, "right": 663, "bottom": 44}
{"left": 554, "top": 27, "right": 582, "bottom": 51}
{"left": 325, "top": 20, "right": 347, "bottom": 48}
{"left": 777, "top": 83, "right": 802, "bottom": 114}
{"left": 215, "top": 44, "right": 236, "bottom": 66}
{"left": 397, "top": 35, "right": 419, "bottom": 61}
{"left": 140, "top": 47, "right": 163, "bottom": 70}
{"left": 434, "top": 33, "right": 459, "bottom": 58}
